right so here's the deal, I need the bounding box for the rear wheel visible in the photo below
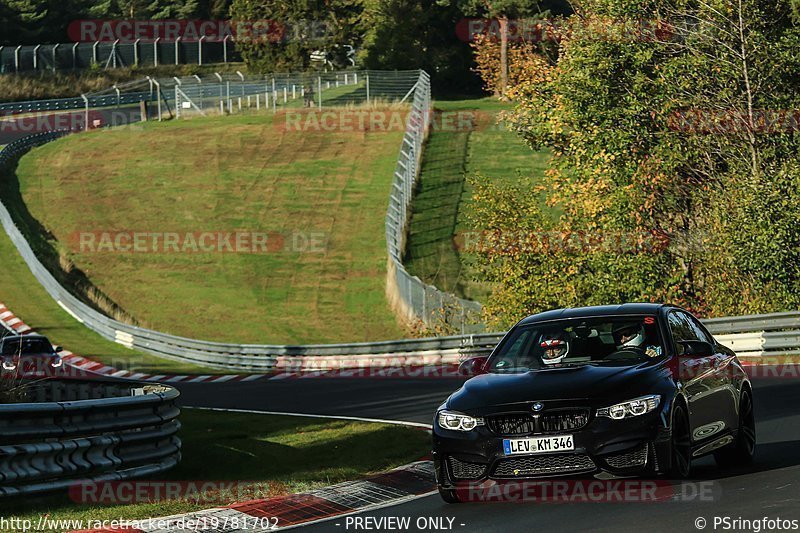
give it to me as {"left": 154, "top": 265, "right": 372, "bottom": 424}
{"left": 715, "top": 389, "right": 756, "bottom": 467}
{"left": 438, "top": 486, "right": 462, "bottom": 504}
{"left": 669, "top": 404, "right": 692, "bottom": 478}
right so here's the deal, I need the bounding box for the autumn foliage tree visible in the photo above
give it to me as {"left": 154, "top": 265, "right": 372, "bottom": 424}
{"left": 468, "top": 0, "right": 800, "bottom": 329}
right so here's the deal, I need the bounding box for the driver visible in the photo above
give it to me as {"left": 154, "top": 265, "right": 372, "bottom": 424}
{"left": 540, "top": 333, "right": 570, "bottom": 365}
{"left": 612, "top": 322, "right": 662, "bottom": 358}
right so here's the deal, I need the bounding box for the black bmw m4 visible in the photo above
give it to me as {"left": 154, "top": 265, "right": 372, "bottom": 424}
{"left": 432, "top": 303, "right": 756, "bottom": 503}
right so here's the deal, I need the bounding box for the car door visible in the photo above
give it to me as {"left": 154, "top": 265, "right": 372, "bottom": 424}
{"left": 684, "top": 312, "right": 738, "bottom": 434}
{"left": 667, "top": 311, "right": 721, "bottom": 443}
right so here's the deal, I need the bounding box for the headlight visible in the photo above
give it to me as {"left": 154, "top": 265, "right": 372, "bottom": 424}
{"left": 437, "top": 410, "right": 484, "bottom": 432}
{"left": 51, "top": 357, "right": 63, "bottom": 368}
{"left": 597, "top": 395, "right": 660, "bottom": 420}
{"left": 1, "top": 359, "right": 16, "bottom": 371}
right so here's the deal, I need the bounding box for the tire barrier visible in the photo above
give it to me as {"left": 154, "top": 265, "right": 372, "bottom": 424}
{"left": 0, "top": 378, "right": 180, "bottom": 497}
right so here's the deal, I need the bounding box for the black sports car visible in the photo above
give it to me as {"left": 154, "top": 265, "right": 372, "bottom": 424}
{"left": 433, "top": 303, "right": 755, "bottom": 503}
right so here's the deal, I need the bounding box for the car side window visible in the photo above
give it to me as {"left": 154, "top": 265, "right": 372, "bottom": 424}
{"left": 668, "top": 312, "right": 697, "bottom": 343}
{"left": 682, "top": 312, "right": 714, "bottom": 345}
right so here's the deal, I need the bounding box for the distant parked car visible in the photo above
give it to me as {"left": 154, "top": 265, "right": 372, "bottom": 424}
{"left": 433, "top": 303, "right": 755, "bottom": 503}
{"left": 0, "top": 334, "right": 64, "bottom": 376}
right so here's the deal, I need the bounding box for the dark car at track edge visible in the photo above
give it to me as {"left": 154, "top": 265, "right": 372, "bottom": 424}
{"left": 432, "top": 303, "right": 756, "bottom": 503}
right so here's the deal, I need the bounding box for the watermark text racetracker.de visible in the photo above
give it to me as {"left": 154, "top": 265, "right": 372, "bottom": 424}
{"left": 69, "top": 230, "right": 327, "bottom": 254}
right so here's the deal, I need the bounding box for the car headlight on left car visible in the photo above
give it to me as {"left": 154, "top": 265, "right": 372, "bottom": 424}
{"left": 51, "top": 357, "right": 63, "bottom": 368}
{"left": 597, "top": 395, "right": 660, "bottom": 420}
{"left": 437, "top": 410, "right": 484, "bottom": 431}
{"left": 1, "top": 358, "right": 16, "bottom": 371}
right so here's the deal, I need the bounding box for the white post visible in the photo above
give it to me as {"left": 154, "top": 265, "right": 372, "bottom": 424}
{"left": 174, "top": 37, "right": 181, "bottom": 65}
{"left": 366, "top": 73, "right": 370, "bottom": 104}
{"left": 256, "top": 94, "right": 260, "bottom": 110}
{"left": 283, "top": 87, "right": 287, "bottom": 103}
{"left": 198, "top": 36, "right": 205, "bottom": 65}
{"left": 153, "top": 38, "right": 160, "bottom": 67}
{"left": 317, "top": 76, "right": 322, "bottom": 109}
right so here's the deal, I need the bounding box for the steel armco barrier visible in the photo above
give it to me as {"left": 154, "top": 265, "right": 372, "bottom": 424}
{"left": 0, "top": 379, "right": 180, "bottom": 497}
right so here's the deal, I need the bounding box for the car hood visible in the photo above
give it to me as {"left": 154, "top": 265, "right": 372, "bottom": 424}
{"left": 446, "top": 359, "right": 672, "bottom": 414}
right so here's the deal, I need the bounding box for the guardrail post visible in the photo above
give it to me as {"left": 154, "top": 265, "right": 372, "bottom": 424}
{"left": 50, "top": 44, "right": 59, "bottom": 73}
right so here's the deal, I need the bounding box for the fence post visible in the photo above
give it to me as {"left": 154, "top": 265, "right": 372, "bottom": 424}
{"left": 134, "top": 39, "right": 140, "bottom": 66}
{"left": 366, "top": 73, "right": 370, "bottom": 104}
{"left": 33, "top": 44, "right": 40, "bottom": 70}
{"left": 14, "top": 45, "right": 21, "bottom": 72}
{"left": 154, "top": 38, "right": 160, "bottom": 67}
{"left": 72, "top": 43, "right": 79, "bottom": 69}
{"left": 223, "top": 35, "right": 230, "bottom": 63}
{"left": 198, "top": 36, "right": 205, "bottom": 65}
{"left": 51, "top": 44, "right": 59, "bottom": 74}
{"left": 174, "top": 37, "right": 180, "bottom": 65}
{"left": 317, "top": 76, "right": 322, "bottom": 109}
{"left": 92, "top": 41, "right": 99, "bottom": 65}
{"left": 81, "top": 94, "right": 89, "bottom": 131}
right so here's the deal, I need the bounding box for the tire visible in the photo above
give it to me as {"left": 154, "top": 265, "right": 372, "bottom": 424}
{"left": 715, "top": 388, "right": 756, "bottom": 467}
{"left": 669, "top": 403, "right": 692, "bottom": 479}
{"left": 438, "top": 486, "right": 462, "bottom": 504}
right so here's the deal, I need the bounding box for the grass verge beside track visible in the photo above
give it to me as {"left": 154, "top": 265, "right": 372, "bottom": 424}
{"left": 0, "top": 409, "right": 430, "bottom": 530}
{"left": 0, "top": 227, "right": 219, "bottom": 375}
{"left": 9, "top": 111, "right": 406, "bottom": 345}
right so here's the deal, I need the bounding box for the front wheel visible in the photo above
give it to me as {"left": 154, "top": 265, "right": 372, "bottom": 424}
{"left": 715, "top": 389, "right": 756, "bottom": 467}
{"left": 669, "top": 404, "right": 692, "bottom": 479}
{"left": 438, "top": 487, "right": 462, "bottom": 504}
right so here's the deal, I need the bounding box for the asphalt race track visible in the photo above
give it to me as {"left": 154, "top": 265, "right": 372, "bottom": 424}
{"left": 177, "top": 371, "right": 800, "bottom": 532}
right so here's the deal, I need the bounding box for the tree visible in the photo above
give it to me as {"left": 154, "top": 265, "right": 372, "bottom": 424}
{"left": 440, "top": 0, "right": 558, "bottom": 97}
{"left": 229, "top": 0, "right": 365, "bottom": 73}
{"left": 468, "top": 0, "right": 800, "bottom": 327}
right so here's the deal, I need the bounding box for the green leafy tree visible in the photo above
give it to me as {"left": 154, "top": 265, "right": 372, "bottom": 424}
{"left": 469, "top": 0, "right": 800, "bottom": 327}
{"left": 229, "top": 0, "right": 364, "bottom": 73}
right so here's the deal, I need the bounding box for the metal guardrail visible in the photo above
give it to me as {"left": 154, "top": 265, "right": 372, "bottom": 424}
{"left": 0, "top": 379, "right": 180, "bottom": 497}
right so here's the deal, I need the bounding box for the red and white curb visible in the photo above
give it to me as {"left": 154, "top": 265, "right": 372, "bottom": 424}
{"left": 74, "top": 460, "right": 436, "bottom": 532}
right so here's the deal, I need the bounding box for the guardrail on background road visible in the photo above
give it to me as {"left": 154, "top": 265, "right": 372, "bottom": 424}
{"left": 0, "top": 379, "right": 180, "bottom": 496}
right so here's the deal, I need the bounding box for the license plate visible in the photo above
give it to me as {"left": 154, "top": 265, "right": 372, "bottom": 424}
{"left": 503, "top": 435, "right": 574, "bottom": 455}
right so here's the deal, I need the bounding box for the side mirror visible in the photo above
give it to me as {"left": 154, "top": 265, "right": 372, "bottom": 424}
{"left": 55, "top": 346, "right": 63, "bottom": 353}
{"left": 459, "top": 356, "right": 488, "bottom": 376}
{"left": 677, "top": 340, "right": 713, "bottom": 358}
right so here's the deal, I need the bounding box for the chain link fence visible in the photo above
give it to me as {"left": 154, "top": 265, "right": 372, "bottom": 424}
{"left": 0, "top": 39, "right": 238, "bottom": 73}
{"left": 384, "top": 71, "right": 484, "bottom": 334}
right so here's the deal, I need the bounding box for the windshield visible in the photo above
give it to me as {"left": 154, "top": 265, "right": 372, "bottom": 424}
{"left": 1, "top": 338, "right": 54, "bottom": 356}
{"left": 488, "top": 316, "right": 665, "bottom": 373}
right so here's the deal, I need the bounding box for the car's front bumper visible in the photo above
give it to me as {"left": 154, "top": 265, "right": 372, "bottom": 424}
{"left": 432, "top": 410, "right": 672, "bottom": 487}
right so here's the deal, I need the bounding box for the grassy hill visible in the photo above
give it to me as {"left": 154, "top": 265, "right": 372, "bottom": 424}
{"left": 8, "top": 111, "right": 406, "bottom": 345}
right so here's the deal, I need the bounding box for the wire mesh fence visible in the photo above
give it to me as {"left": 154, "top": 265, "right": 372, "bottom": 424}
{"left": 384, "top": 70, "right": 484, "bottom": 334}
